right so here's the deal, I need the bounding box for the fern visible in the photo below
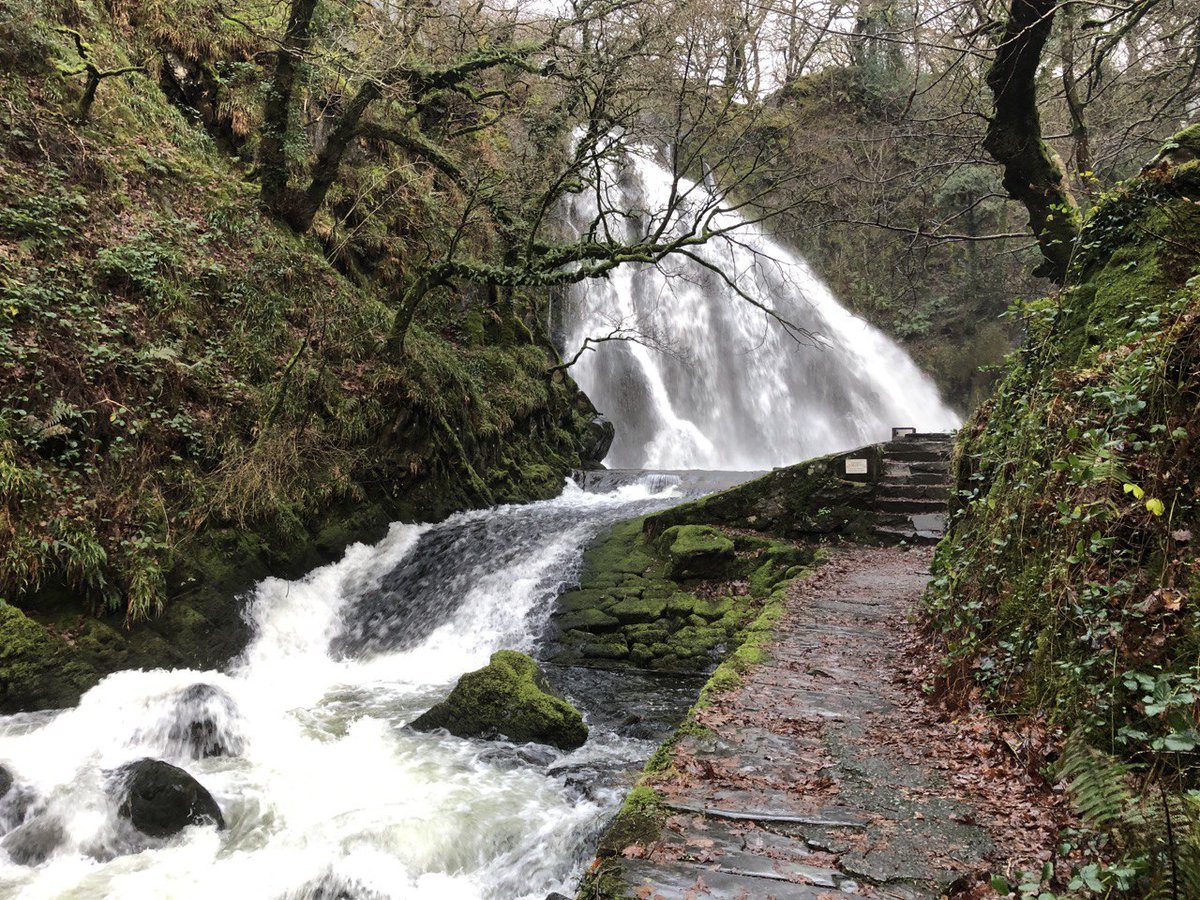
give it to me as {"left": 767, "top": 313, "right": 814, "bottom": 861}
{"left": 1061, "top": 732, "right": 1144, "bottom": 830}
{"left": 1060, "top": 731, "right": 1200, "bottom": 897}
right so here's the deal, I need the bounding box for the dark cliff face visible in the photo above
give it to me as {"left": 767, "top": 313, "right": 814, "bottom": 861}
{"left": 0, "top": 5, "right": 603, "bottom": 712}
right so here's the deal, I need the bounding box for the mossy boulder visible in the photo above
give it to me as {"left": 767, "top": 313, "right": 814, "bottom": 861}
{"left": 0, "top": 604, "right": 99, "bottom": 713}
{"left": 557, "top": 608, "right": 621, "bottom": 632}
{"left": 656, "top": 525, "right": 735, "bottom": 579}
{"left": 410, "top": 650, "right": 588, "bottom": 750}
{"left": 581, "top": 633, "right": 630, "bottom": 660}
{"left": 609, "top": 596, "right": 668, "bottom": 624}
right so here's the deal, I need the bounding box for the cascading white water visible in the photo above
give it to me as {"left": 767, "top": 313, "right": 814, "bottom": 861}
{"left": 562, "top": 150, "right": 960, "bottom": 469}
{"left": 0, "top": 480, "right": 696, "bottom": 900}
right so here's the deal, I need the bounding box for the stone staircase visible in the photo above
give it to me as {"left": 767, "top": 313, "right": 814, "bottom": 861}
{"left": 871, "top": 432, "right": 954, "bottom": 545}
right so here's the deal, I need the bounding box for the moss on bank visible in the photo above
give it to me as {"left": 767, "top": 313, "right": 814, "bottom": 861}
{"left": 925, "top": 132, "right": 1200, "bottom": 893}
{"left": 546, "top": 518, "right": 814, "bottom": 673}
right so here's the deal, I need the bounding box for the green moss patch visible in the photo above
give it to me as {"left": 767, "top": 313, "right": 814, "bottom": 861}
{"left": 548, "top": 515, "right": 813, "bottom": 674}
{"left": 656, "top": 525, "right": 735, "bottom": 579}
{"left": 0, "top": 602, "right": 98, "bottom": 712}
{"left": 410, "top": 650, "right": 588, "bottom": 750}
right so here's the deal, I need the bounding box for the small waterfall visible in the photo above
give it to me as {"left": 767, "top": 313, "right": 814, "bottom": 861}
{"left": 562, "top": 150, "right": 960, "bottom": 470}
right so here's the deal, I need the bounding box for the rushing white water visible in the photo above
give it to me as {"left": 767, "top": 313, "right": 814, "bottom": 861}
{"left": 0, "top": 479, "right": 697, "bottom": 900}
{"left": 562, "top": 150, "right": 960, "bottom": 469}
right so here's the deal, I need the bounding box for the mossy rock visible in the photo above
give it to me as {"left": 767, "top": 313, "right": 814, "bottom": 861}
{"left": 629, "top": 643, "right": 655, "bottom": 667}
{"left": 667, "top": 624, "right": 725, "bottom": 659}
{"left": 609, "top": 596, "right": 668, "bottom": 624}
{"left": 691, "top": 597, "right": 734, "bottom": 620}
{"left": 556, "top": 608, "right": 621, "bottom": 633}
{"left": 624, "top": 622, "right": 670, "bottom": 646}
{"left": 656, "top": 525, "right": 735, "bottom": 579}
{"left": 409, "top": 650, "right": 587, "bottom": 750}
{"left": 581, "top": 520, "right": 659, "bottom": 578}
{"left": 555, "top": 589, "right": 615, "bottom": 613}
{"left": 582, "top": 633, "right": 630, "bottom": 660}
{"left": 665, "top": 592, "right": 699, "bottom": 616}
{"left": 0, "top": 604, "right": 99, "bottom": 713}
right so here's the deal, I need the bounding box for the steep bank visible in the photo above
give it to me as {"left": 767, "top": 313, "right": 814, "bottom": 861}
{"left": 925, "top": 127, "right": 1200, "bottom": 893}
{"left": 0, "top": 5, "right": 604, "bottom": 711}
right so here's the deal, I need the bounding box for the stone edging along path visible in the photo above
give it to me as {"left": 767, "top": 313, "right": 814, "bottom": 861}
{"left": 577, "top": 545, "right": 1064, "bottom": 899}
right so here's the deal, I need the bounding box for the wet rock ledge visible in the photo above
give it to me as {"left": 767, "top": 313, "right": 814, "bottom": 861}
{"left": 544, "top": 519, "right": 815, "bottom": 674}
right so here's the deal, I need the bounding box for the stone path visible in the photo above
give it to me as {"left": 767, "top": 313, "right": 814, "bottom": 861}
{"left": 601, "top": 546, "right": 1003, "bottom": 899}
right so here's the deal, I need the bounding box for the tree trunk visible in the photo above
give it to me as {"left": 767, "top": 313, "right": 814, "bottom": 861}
{"left": 290, "top": 80, "right": 382, "bottom": 232}
{"left": 1060, "top": 4, "right": 1091, "bottom": 176}
{"left": 259, "top": 0, "right": 319, "bottom": 221}
{"left": 983, "top": 0, "right": 1081, "bottom": 283}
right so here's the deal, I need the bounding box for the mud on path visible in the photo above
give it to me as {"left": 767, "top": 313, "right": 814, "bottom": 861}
{"left": 600, "top": 545, "right": 1067, "bottom": 899}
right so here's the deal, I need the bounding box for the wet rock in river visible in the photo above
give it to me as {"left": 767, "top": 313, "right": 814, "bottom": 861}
{"left": 165, "top": 683, "right": 244, "bottom": 759}
{"left": 1, "top": 814, "right": 65, "bottom": 865}
{"left": 115, "top": 758, "right": 225, "bottom": 838}
{"left": 0, "top": 766, "right": 33, "bottom": 837}
{"left": 410, "top": 650, "right": 588, "bottom": 750}
{"left": 279, "top": 870, "right": 388, "bottom": 900}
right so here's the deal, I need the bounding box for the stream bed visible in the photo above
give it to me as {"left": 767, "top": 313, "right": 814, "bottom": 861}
{"left": 0, "top": 477, "right": 720, "bottom": 900}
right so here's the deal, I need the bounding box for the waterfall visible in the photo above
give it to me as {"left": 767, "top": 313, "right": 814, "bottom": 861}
{"left": 562, "top": 150, "right": 960, "bottom": 470}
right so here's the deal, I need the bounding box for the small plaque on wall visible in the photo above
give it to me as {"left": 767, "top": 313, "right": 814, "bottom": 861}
{"left": 892, "top": 427, "right": 916, "bottom": 439}
{"left": 845, "top": 458, "right": 868, "bottom": 475}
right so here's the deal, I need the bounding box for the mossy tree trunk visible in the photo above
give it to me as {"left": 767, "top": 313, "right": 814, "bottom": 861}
{"left": 984, "top": 0, "right": 1081, "bottom": 283}
{"left": 259, "top": 0, "right": 319, "bottom": 224}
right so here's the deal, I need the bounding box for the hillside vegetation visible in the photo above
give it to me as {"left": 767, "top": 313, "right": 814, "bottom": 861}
{"left": 0, "top": 1, "right": 606, "bottom": 707}
{"left": 926, "top": 128, "right": 1200, "bottom": 895}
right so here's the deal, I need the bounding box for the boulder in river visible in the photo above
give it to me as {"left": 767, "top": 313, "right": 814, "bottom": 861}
{"left": 410, "top": 650, "right": 588, "bottom": 750}
{"left": 1, "top": 815, "right": 65, "bottom": 865}
{"left": 166, "top": 684, "right": 244, "bottom": 759}
{"left": 116, "top": 758, "right": 225, "bottom": 838}
{"left": 582, "top": 414, "right": 615, "bottom": 466}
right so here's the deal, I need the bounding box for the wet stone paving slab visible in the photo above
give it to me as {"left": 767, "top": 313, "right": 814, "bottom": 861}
{"left": 606, "top": 546, "right": 999, "bottom": 899}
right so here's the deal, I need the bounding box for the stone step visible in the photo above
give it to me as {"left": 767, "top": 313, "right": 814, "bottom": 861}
{"left": 876, "top": 483, "right": 950, "bottom": 501}
{"left": 873, "top": 524, "right": 943, "bottom": 546}
{"left": 880, "top": 473, "right": 948, "bottom": 489}
{"left": 883, "top": 460, "right": 945, "bottom": 482}
{"left": 883, "top": 439, "right": 953, "bottom": 454}
{"left": 876, "top": 497, "right": 948, "bottom": 514}
{"left": 882, "top": 448, "right": 950, "bottom": 463}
